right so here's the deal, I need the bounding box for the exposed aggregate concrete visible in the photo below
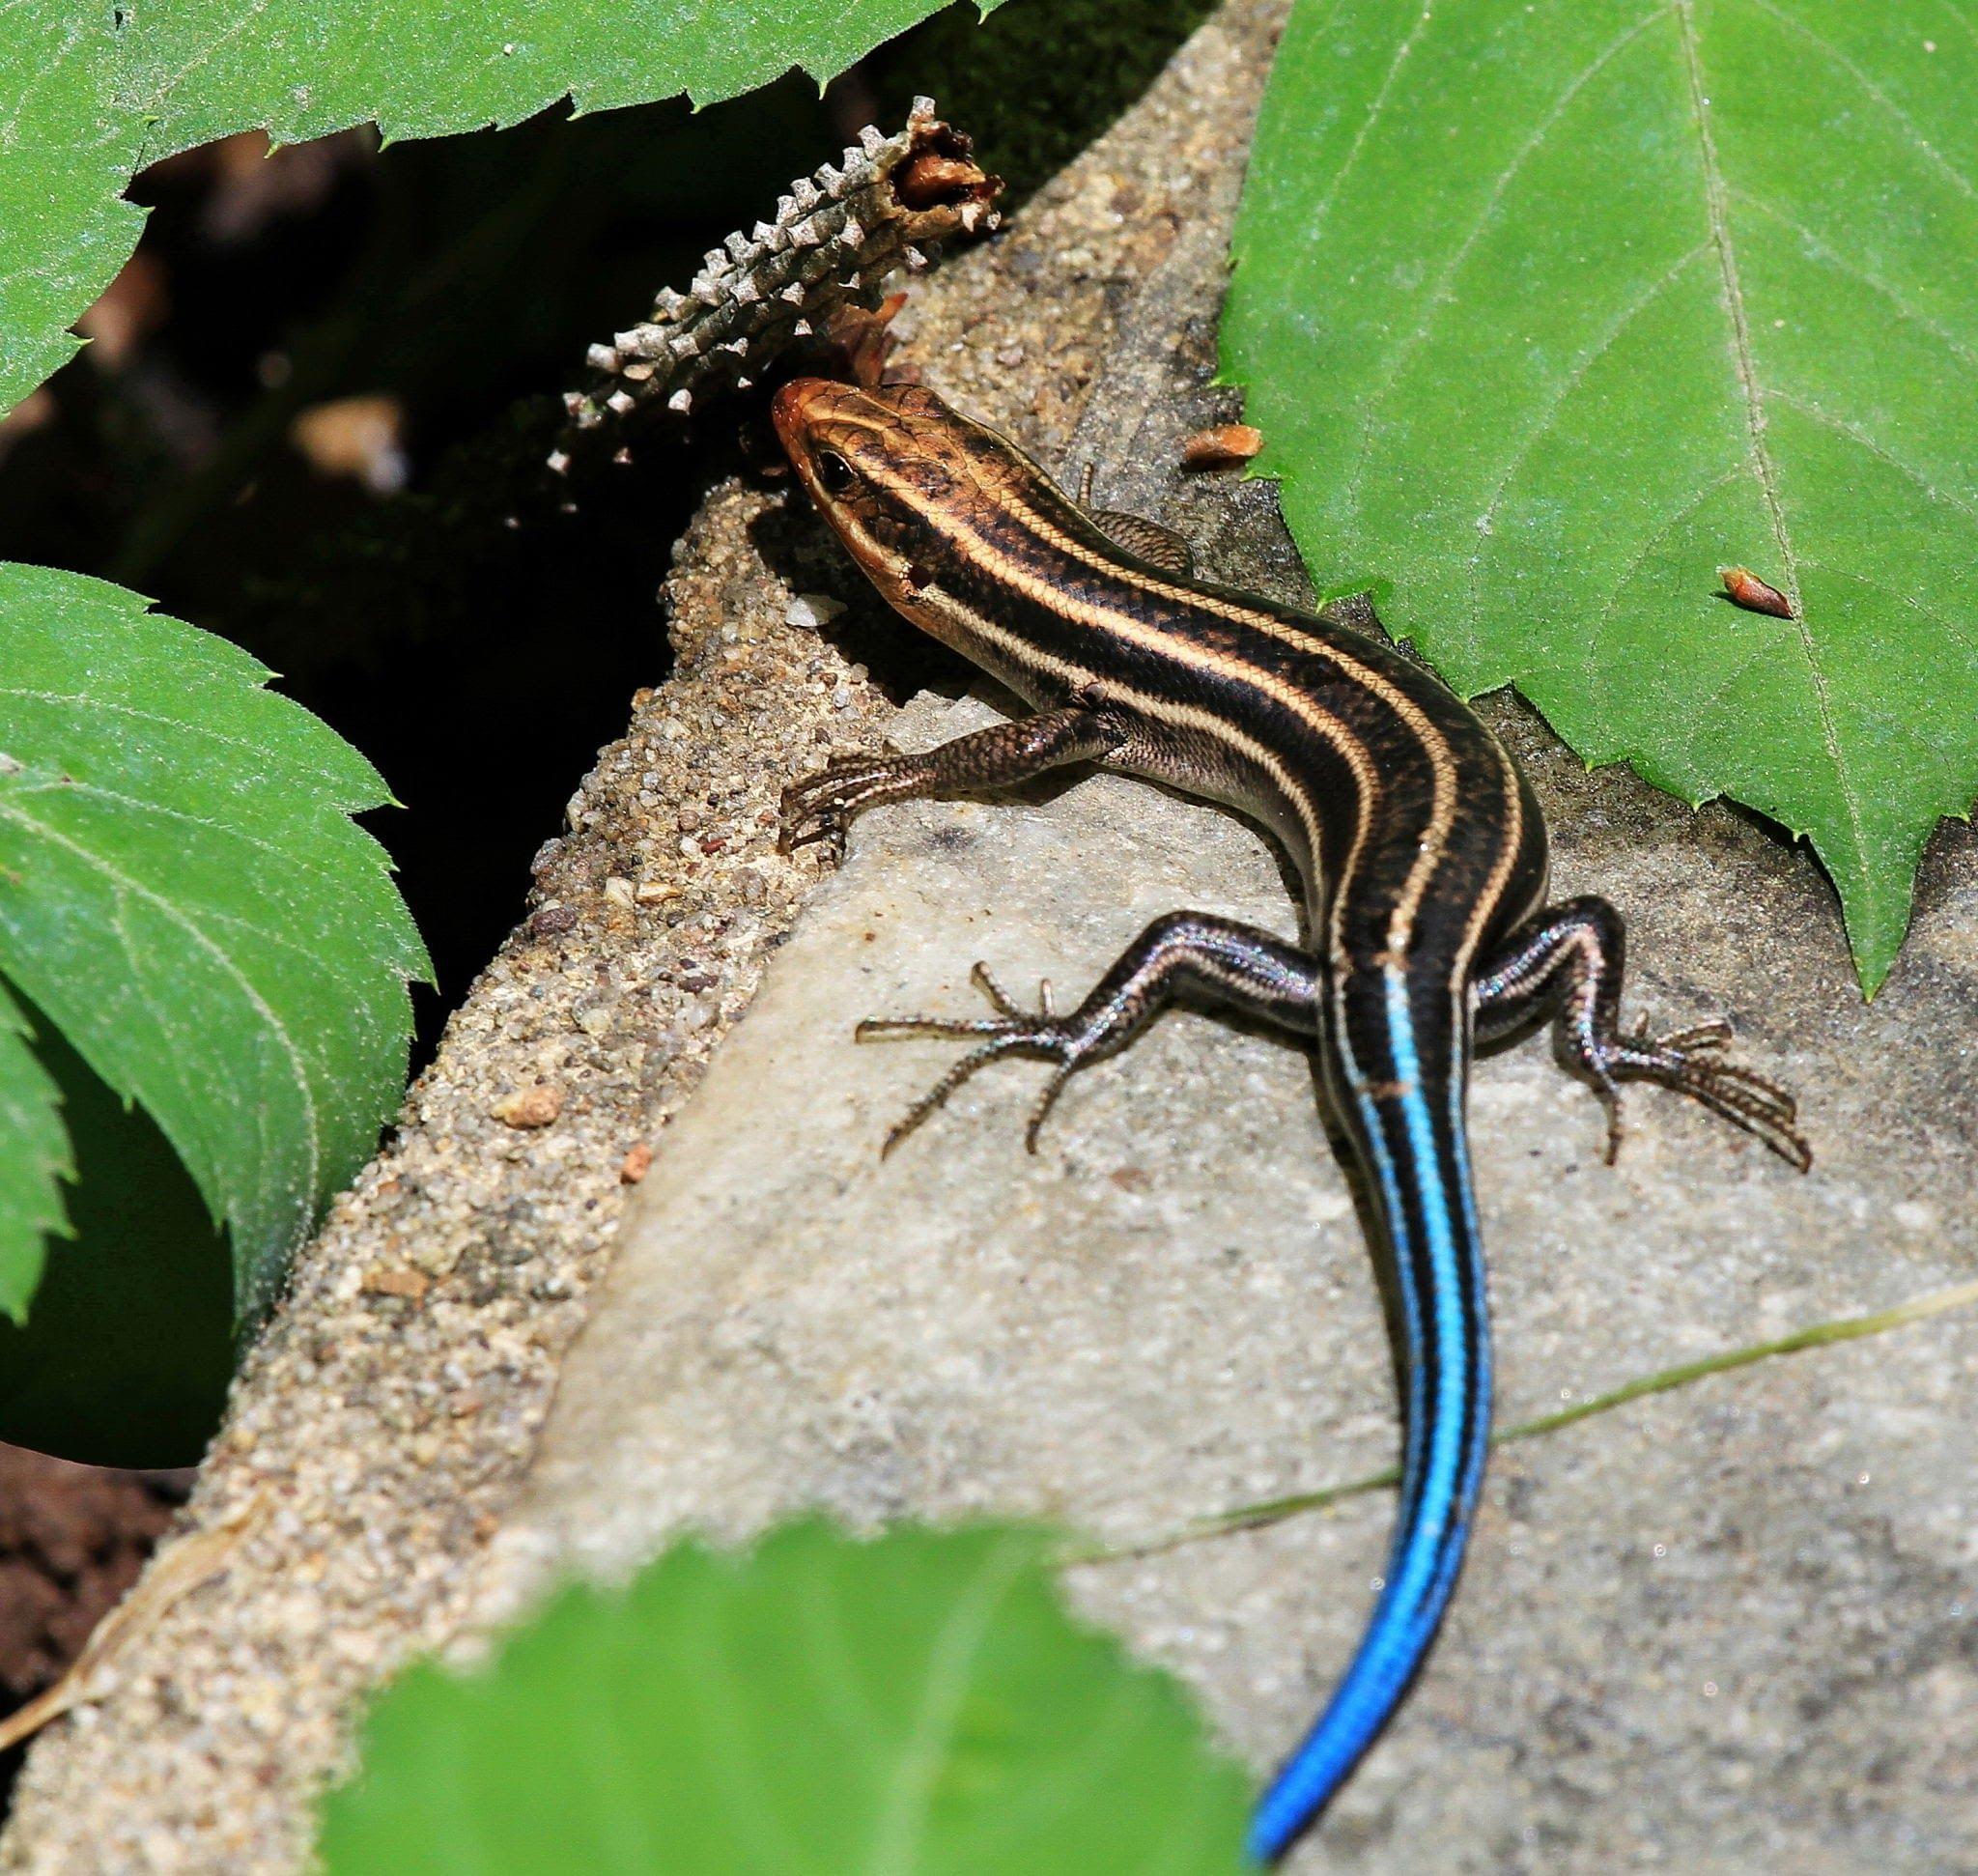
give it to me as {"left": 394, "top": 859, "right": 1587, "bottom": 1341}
{"left": 0, "top": 489, "right": 896, "bottom": 1873}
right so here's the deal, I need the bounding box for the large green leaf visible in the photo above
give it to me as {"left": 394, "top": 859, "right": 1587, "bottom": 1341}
{"left": 0, "top": 3, "right": 147, "bottom": 413}
{"left": 1226, "top": 0, "right": 1978, "bottom": 991}
{"left": 319, "top": 1522, "right": 1251, "bottom": 1874}
{"left": 0, "top": 978, "right": 71, "bottom": 1322}
{"left": 0, "top": 563, "right": 427, "bottom": 1322}
{"left": 0, "top": 0, "right": 998, "bottom": 420}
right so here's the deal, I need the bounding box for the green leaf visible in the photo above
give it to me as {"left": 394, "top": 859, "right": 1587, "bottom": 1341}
{"left": 319, "top": 1522, "right": 1251, "bottom": 1875}
{"left": 1227, "top": 0, "right": 1978, "bottom": 991}
{"left": 0, "top": 0, "right": 998, "bottom": 419}
{"left": 118, "top": 1, "right": 1004, "bottom": 151}
{"left": 0, "top": 977, "right": 72, "bottom": 1322}
{"left": 0, "top": 5, "right": 148, "bottom": 415}
{"left": 0, "top": 563, "right": 428, "bottom": 1322}
{"left": 0, "top": 1004, "right": 231, "bottom": 1467}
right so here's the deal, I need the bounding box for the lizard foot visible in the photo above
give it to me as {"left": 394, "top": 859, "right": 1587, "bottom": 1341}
{"left": 1577, "top": 1016, "right": 1810, "bottom": 1172}
{"left": 778, "top": 753, "right": 913, "bottom": 857}
{"left": 857, "top": 962, "right": 1115, "bottom": 1155}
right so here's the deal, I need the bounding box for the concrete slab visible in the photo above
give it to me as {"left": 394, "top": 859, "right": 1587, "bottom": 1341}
{"left": 479, "top": 684, "right": 1978, "bottom": 1873}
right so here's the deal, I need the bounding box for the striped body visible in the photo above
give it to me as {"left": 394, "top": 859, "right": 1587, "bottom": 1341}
{"left": 771, "top": 380, "right": 1551, "bottom": 1859}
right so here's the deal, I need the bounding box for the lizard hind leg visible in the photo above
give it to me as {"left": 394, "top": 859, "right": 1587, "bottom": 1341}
{"left": 857, "top": 963, "right": 1075, "bottom": 1156}
{"left": 778, "top": 704, "right": 1124, "bottom": 858}
{"left": 858, "top": 911, "right": 1323, "bottom": 1157}
{"left": 1473, "top": 895, "right": 1811, "bottom": 1172}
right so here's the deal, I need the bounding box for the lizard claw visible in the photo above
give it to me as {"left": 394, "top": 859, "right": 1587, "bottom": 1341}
{"left": 1581, "top": 1016, "right": 1809, "bottom": 1172}
{"left": 859, "top": 961, "right": 1094, "bottom": 1155}
{"left": 778, "top": 757, "right": 880, "bottom": 856}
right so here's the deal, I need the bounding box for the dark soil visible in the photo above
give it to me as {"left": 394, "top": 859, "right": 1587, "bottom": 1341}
{"left": 0, "top": 1446, "right": 192, "bottom": 1813}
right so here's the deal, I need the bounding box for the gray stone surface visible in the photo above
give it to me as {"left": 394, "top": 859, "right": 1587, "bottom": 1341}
{"left": 479, "top": 687, "right": 1978, "bottom": 1872}
{"left": 10, "top": 0, "right": 1978, "bottom": 1869}
{"left": 0, "top": 5, "right": 1295, "bottom": 1869}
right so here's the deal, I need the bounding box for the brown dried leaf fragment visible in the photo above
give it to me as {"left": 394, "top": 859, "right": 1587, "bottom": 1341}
{"left": 1719, "top": 566, "right": 1794, "bottom": 618}
{"left": 1181, "top": 423, "right": 1263, "bottom": 469}
{"left": 619, "top": 1142, "right": 655, "bottom": 1184}
{"left": 0, "top": 1495, "right": 264, "bottom": 1753}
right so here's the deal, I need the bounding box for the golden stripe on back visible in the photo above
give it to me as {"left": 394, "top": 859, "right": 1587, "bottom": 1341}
{"left": 828, "top": 414, "right": 1524, "bottom": 973}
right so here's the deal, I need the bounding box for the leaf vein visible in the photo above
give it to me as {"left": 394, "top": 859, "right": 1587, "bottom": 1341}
{"left": 104, "top": 871, "right": 228, "bottom": 1197}
{"left": 0, "top": 19, "right": 90, "bottom": 149}
{"left": 127, "top": 0, "right": 276, "bottom": 131}
{"left": 1750, "top": 0, "right": 1975, "bottom": 201}
{"left": 1470, "top": 241, "right": 1711, "bottom": 563}
{"left": 1354, "top": 5, "right": 1676, "bottom": 513}
{"left": 1676, "top": 1, "right": 1868, "bottom": 882}
{"left": 1296, "top": 0, "right": 1439, "bottom": 251}
{"left": 0, "top": 797, "right": 321, "bottom": 1210}
{"left": 1795, "top": 561, "right": 1978, "bottom": 658}
{"left": 0, "top": 686, "right": 357, "bottom": 787}
{"left": 1675, "top": 636, "right": 1782, "bottom": 735}
{"left": 1728, "top": 188, "right": 1978, "bottom": 373}
{"left": 1936, "top": 0, "right": 1978, "bottom": 55}
{"left": 862, "top": 1535, "right": 1030, "bottom": 1874}
{"left": 1, "top": 775, "right": 389, "bottom": 900}
{"left": 1764, "top": 386, "right": 1978, "bottom": 528}
{"left": 1587, "top": 464, "right": 1745, "bottom": 645}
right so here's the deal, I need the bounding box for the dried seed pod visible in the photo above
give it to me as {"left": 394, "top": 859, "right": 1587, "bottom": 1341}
{"left": 1719, "top": 566, "right": 1794, "bottom": 618}
{"left": 551, "top": 98, "right": 1001, "bottom": 475}
{"left": 895, "top": 150, "right": 990, "bottom": 212}
{"left": 1181, "top": 422, "right": 1264, "bottom": 469}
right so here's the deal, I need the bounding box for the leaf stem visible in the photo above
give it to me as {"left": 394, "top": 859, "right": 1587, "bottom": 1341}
{"left": 1060, "top": 1277, "right": 1978, "bottom": 1569}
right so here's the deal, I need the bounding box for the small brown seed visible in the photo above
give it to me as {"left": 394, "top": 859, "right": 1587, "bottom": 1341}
{"left": 1719, "top": 566, "right": 1794, "bottom": 618}
{"left": 620, "top": 1142, "right": 655, "bottom": 1184}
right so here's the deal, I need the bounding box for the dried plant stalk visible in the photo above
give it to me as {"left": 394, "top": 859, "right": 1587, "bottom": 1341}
{"left": 551, "top": 98, "right": 1000, "bottom": 473}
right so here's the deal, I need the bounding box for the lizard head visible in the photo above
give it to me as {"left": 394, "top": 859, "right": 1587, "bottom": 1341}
{"left": 772, "top": 378, "right": 1015, "bottom": 616}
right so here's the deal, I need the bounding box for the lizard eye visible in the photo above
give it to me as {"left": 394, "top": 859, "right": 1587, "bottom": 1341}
{"left": 814, "top": 449, "right": 856, "bottom": 495}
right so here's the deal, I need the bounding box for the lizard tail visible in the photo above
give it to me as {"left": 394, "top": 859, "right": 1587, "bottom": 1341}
{"left": 1248, "top": 965, "right": 1493, "bottom": 1863}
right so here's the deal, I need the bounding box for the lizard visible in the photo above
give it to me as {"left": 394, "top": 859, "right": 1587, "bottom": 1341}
{"left": 768, "top": 375, "right": 1810, "bottom": 1862}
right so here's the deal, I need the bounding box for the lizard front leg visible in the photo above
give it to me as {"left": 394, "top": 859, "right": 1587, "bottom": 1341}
{"left": 779, "top": 704, "right": 1124, "bottom": 856}
{"left": 860, "top": 910, "right": 1321, "bottom": 1153}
